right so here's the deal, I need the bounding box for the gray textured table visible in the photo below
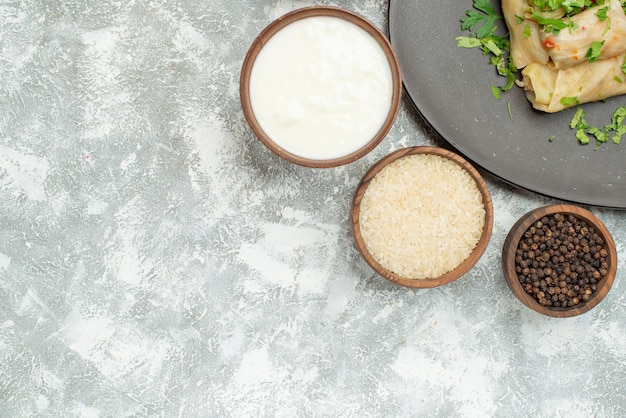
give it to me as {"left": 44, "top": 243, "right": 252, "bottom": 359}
{"left": 1, "top": 1, "right": 625, "bottom": 416}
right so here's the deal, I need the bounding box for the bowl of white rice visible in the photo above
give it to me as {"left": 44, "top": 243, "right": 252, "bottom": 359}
{"left": 351, "top": 146, "right": 493, "bottom": 288}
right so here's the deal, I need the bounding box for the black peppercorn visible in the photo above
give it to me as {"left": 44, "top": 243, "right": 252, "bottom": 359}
{"left": 514, "top": 213, "right": 609, "bottom": 309}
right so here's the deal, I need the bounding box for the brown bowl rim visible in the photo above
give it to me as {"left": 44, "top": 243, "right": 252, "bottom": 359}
{"left": 351, "top": 146, "right": 494, "bottom": 288}
{"left": 501, "top": 204, "right": 617, "bottom": 318}
{"left": 239, "top": 6, "right": 403, "bottom": 168}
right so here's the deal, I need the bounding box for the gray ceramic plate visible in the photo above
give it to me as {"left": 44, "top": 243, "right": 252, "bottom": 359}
{"left": 388, "top": 0, "right": 626, "bottom": 209}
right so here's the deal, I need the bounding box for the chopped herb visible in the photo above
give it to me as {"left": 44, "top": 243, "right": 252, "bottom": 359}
{"left": 455, "top": 36, "right": 483, "bottom": 48}
{"left": 611, "top": 106, "right": 626, "bottom": 128}
{"left": 569, "top": 106, "right": 626, "bottom": 148}
{"left": 613, "top": 125, "right": 626, "bottom": 144}
{"left": 576, "top": 128, "right": 590, "bottom": 145}
{"left": 529, "top": 13, "right": 570, "bottom": 35}
{"left": 596, "top": 6, "right": 610, "bottom": 21}
{"left": 456, "top": 0, "right": 515, "bottom": 99}
{"left": 531, "top": 0, "right": 596, "bottom": 15}
{"left": 523, "top": 24, "right": 532, "bottom": 38}
{"left": 570, "top": 107, "right": 586, "bottom": 129}
{"left": 597, "top": 7, "right": 611, "bottom": 36}
{"left": 492, "top": 85, "right": 502, "bottom": 98}
{"left": 460, "top": 0, "right": 503, "bottom": 38}
{"left": 585, "top": 40, "right": 605, "bottom": 63}
{"left": 561, "top": 96, "right": 579, "bottom": 107}
{"left": 483, "top": 38, "right": 503, "bottom": 55}
{"left": 607, "top": 106, "right": 626, "bottom": 143}
{"left": 588, "top": 127, "right": 608, "bottom": 149}
{"left": 492, "top": 53, "right": 516, "bottom": 91}
{"left": 570, "top": 106, "right": 590, "bottom": 146}
{"left": 526, "top": 0, "right": 608, "bottom": 34}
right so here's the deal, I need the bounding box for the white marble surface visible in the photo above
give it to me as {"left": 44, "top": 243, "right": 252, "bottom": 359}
{"left": 1, "top": 0, "right": 625, "bottom": 416}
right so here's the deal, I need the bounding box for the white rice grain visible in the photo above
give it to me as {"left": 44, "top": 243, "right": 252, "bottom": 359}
{"left": 359, "top": 154, "right": 485, "bottom": 279}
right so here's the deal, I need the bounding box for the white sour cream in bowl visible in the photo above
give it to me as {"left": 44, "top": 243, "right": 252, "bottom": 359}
{"left": 240, "top": 7, "right": 402, "bottom": 168}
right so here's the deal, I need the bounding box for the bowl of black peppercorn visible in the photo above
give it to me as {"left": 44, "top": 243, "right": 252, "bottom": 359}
{"left": 502, "top": 204, "right": 617, "bottom": 318}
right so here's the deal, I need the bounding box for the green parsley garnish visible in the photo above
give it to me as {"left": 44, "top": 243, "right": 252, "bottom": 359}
{"left": 529, "top": 13, "right": 570, "bottom": 35}
{"left": 569, "top": 106, "right": 626, "bottom": 148}
{"left": 585, "top": 40, "right": 605, "bottom": 63}
{"left": 460, "top": 0, "right": 503, "bottom": 38}
{"left": 606, "top": 106, "right": 626, "bottom": 144}
{"left": 492, "top": 85, "right": 502, "bottom": 99}
{"left": 531, "top": 0, "right": 600, "bottom": 16}
{"left": 456, "top": 0, "right": 515, "bottom": 99}
{"left": 588, "top": 126, "right": 608, "bottom": 147}
{"left": 527, "top": 0, "right": 606, "bottom": 34}
{"left": 569, "top": 108, "right": 591, "bottom": 147}
{"left": 596, "top": 6, "right": 610, "bottom": 21}
{"left": 560, "top": 96, "right": 579, "bottom": 107}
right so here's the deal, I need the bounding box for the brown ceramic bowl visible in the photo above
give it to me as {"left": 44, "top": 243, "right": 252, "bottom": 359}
{"left": 351, "top": 146, "right": 494, "bottom": 288}
{"left": 502, "top": 204, "right": 617, "bottom": 317}
{"left": 240, "top": 6, "right": 402, "bottom": 168}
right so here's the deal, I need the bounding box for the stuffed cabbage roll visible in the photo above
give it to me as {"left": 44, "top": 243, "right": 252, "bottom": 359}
{"left": 502, "top": 0, "right": 626, "bottom": 112}
{"left": 502, "top": 0, "right": 549, "bottom": 68}
{"left": 519, "top": 53, "right": 626, "bottom": 113}
{"left": 538, "top": 0, "right": 626, "bottom": 69}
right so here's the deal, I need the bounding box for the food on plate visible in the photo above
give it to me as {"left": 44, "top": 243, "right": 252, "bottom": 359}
{"left": 501, "top": 0, "right": 549, "bottom": 69}
{"left": 503, "top": 0, "right": 626, "bottom": 112}
{"left": 521, "top": 53, "right": 626, "bottom": 113}
{"left": 458, "top": 0, "right": 626, "bottom": 147}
